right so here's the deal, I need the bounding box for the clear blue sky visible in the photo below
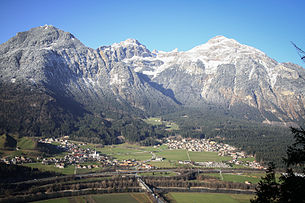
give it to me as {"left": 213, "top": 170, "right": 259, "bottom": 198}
{"left": 1, "top": 0, "right": 304, "bottom": 67}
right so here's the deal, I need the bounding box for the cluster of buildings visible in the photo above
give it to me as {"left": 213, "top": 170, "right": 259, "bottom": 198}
{"left": 1, "top": 156, "right": 33, "bottom": 165}
{"left": 39, "top": 138, "right": 155, "bottom": 170}
{"left": 165, "top": 137, "right": 249, "bottom": 158}
{"left": 165, "top": 137, "right": 263, "bottom": 169}
{"left": 0, "top": 136, "right": 157, "bottom": 170}
{"left": 38, "top": 138, "right": 112, "bottom": 168}
{"left": 112, "top": 159, "right": 154, "bottom": 169}
{"left": 0, "top": 136, "right": 264, "bottom": 170}
{"left": 231, "top": 159, "right": 264, "bottom": 169}
{"left": 165, "top": 137, "right": 238, "bottom": 155}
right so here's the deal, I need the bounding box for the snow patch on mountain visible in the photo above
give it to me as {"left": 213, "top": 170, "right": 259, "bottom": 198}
{"left": 1, "top": 26, "right": 305, "bottom": 123}
{"left": 112, "top": 38, "right": 140, "bottom": 48}
{"left": 121, "top": 35, "right": 279, "bottom": 77}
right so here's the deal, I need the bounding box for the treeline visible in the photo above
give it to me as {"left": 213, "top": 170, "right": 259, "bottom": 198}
{"left": 1, "top": 175, "right": 79, "bottom": 196}
{"left": 251, "top": 127, "right": 305, "bottom": 203}
{"left": 0, "top": 82, "right": 300, "bottom": 167}
{"left": 0, "top": 83, "right": 83, "bottom": 138}
{"left": 0, "top": 170, "right": 256, "bottom": 202}
{"left": 145, "top": 178, "right": 254, "bottom": 190}
{"left": 0, "top": 82, "right": 174, "bottom": 146}
{"left": 162, "top": 108, "right": 294, "bottom": 168}
{"left": 69, "top": 115, "right": 173, "bottom": 145}
{"left": 0, "top": 163, "right": 59, "bottom": 183}
{"left": 0, "top": 175, "right": 140, "bottom": 202}
{"left": 13, "top": 176, "right": 138, "bottom": 195}
{"left": 143, "top": 171, "right": 255, "bottom": 191}
{"left": 0, "top": 188, "right": 141, "bottom": 203}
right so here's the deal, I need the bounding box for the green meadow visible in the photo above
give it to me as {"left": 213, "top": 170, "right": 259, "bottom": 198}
{"left": 23, "top": 163, "right": 75, "bottom": 175}
{"left": 33, "top": 192, "right": 253, "bottom": 203}
{"left": 166, "top": 192, "right": 253, "bottom": 203}
{"left": 156, "top": 149, "right": 189, "bottom": 161}
{"left": 95, "top": 143, "right": 233, "bottom": 167}
{"left": 97, "top": 143, "right": 152, "bottom": 161}
{"left": 33, "top": 193, "right": 152, "bottom": 203}
{"left": 189, "top": 151, "right": 232, "bottom": 162}
{"left": 17, "top": 137, "right": 37, "bottom": 150}
{"left": 143, "top": 117, "right": 179, "bottom": 131}
{"left": 206, "top": 172, "right": 280, "bottom": 184}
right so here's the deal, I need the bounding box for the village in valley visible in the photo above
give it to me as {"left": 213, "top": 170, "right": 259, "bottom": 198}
{"left": 165, "top": 137, "right": 263, "bottom": 169}
{"left": 1, "top": 135, "right": 263, "bottom": 171}
{"left": 0, "top": 134, "right": 267, "bottom": 203}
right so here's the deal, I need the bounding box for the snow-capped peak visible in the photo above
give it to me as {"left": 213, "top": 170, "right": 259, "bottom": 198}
{"left": 123, "top": 38, "right": 140, "bottom": 45}
{"left": 40, "top": 24, "right": 54, "bottom": 30}
{"left": 208, "top": 35, "right": 237, "bottom": 43}
{"left": 121, "top": 35, "right": 279, "bottom": 77}
{"left": 112, "top": 38, "right": 141, "bottom": 48}
{"left": 171, "top": 48, "right": 179, "bottom": 52}
{"left": 189, "top": 35, "right": 240, "bottom": 52}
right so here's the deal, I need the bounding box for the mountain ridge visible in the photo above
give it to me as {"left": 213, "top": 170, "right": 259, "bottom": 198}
{"left": 0, "top": 26, "right": 304, "bottom": 141}
{"left": 117, "top": 35, "right": 305, "bottom": 123}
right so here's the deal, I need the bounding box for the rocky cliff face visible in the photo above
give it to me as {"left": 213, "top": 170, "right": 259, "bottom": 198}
{"left": 0, "top": 25, "right": 178, "bottom": 117}
{"left": 0, "top": 26, "right": 304, "bottom": 136}
{"left": 122, "top": 36, "right": 305, "bottom": 123}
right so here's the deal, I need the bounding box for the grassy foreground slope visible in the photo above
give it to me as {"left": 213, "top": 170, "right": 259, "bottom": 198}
{"left": 33, "top": 192, "right": 252, "bottom": 203}
{"left": 33, "top": 193, "right": 151, "bottom": 203}
{"left": 166, "top": 192, "right": 253, "bottom": 203}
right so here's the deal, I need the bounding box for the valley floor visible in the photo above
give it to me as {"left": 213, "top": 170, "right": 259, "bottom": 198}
{"left": 0, "top": 137, "right": 266, "bottom": 202}
{"left": 31, "top": 192, "right": 253, "bottom": 203}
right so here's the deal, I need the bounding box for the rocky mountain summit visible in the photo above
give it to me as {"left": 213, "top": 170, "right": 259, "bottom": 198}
{"left": 0, "top": 25, "right": 177, "bottom": 114}
{"left": 121, "top": 35, "right": 305, "bottom": 123}
{"left": 0, "top": 25, "right": 304, "bottom": 138}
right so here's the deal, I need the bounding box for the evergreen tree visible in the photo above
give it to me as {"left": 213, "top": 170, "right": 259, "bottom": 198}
{"left": 284, "top": 127, "right": 305, "bottom": 168}
{"left": 251, "top": 163, "right": 279, "bottom": 203}
{"left": 278, "top": 168, "right": 305, "bottom": 202}
{"left": 278, "top": 127, "right": 305, "bottom": 203}
{"left": 251, "top": 127, "right": 305, "bottom": 203}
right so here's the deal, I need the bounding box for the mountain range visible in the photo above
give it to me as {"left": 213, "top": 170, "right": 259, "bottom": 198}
{"left": 0, "top": 25, "right": 304, "bottom": 142}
